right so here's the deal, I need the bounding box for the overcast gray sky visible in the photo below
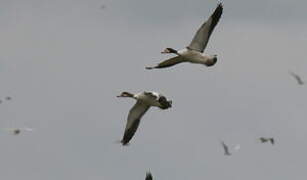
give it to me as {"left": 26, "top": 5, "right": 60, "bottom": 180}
{"left": 0, "top": 0, "right": 307, "bottom": 180}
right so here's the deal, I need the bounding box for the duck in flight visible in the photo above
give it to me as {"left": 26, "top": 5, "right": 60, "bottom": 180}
{"left": 259, "top": 137, "right": 274, "bottom": 145}
{"left": 117, "top": 91, "right": 172, "bottom": 145}
{"left": 220, "top": 141, "right": 241, "bottom": 156}
{"left": 4, "top": 127, "right": 34, "bottom": 135}
{"left": 146, "top": 3, "right": 223, "bottom": 70}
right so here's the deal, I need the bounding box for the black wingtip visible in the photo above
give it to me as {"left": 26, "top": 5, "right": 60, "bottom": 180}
{"left": 114, "top": 139, "right": 130, "bottom": 146}
{"left": 120, "top": 139, "right": 130, "bottom": 146}
{"left": 205, "top": 1, "right": 223, "bottom": 37}
{"left": 216, "top": 1, "right": 223, "bottom": 7}
{"left": 216, "top": 2, "right": 223, "bottom": 12}
{"left": 213, "top": 2, "right": 223, "bottom": 17}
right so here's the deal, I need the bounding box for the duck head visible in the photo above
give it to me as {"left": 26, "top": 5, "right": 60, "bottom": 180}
{"left": 161, "top": 48, "right": 178, "bottom": 54}
{"left": 117, "top": 92, "right": 134, "bottom": 98}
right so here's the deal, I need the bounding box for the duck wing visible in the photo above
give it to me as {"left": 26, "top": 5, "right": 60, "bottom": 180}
{"left": 269, "top": 138, "right": 275, "bottom": 145}
{"left": 259, "top": 137, "right": 268, "bottom": 143}
{"left": 146, "top": 56, "right": 186, "bottom": 69}
{"left": 121, "top": 101, "right": 150, "bottom": 145}
{"left": 188, "top": 3, "right": 223, "bottom": 53}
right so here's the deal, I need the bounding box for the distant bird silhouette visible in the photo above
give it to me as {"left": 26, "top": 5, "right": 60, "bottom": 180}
{"left": 289, "top": 71, "right": 304, "bottom": 85}
{"left": 4, "top": 127, "right": 33, "bottom": 135}
{"left": 259, "top": 137, "right": 274, "bottom": 145}
{"left": 5, "top": 96, "right": 12, "bottom": 101}
{"left": 145, "top": 172, "right": 153, "bottom": 180}
{"left": 221, "top": 141, "right": 231, "bottom": 156}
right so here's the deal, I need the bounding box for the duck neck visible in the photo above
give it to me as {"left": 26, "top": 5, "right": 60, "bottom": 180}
{"left": 169, "top": 48, "right": 178, "bottom": 55}
{"left": 118, "top": 92, "right": 135, "bottom": 98}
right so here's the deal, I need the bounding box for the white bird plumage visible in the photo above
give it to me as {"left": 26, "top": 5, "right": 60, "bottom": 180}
{"left": 146, "top": 3, "right": 223, "bottom": 70}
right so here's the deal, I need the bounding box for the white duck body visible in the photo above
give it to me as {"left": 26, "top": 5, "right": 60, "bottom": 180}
{"left": 134, "top": 92, "right": 162, "bottom": 108}
{"left": 177, "top": 48, "right": 214, "bottom": 65}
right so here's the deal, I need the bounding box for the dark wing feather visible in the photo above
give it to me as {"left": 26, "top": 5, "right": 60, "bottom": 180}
{"left": 269, "top": 138, "right": 275, "bottom": 145}
{"left": 188, "top": 3, "right": 223, "bottom": 53}
{"left": 121, "top": 101, "right": 150, "bottom": 145}
{"left": 221, "top": 141, "right": 231, "bottom": 155}
{"left": 146, "top": 56, "right": 186, "bottom": 69}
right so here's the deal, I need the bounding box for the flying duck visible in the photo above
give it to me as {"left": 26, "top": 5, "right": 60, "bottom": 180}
{"left": 289, "top": 71, "right": 304, "bottom": 85}
{"left": 220, "top": 141, "right": 241, "bottom": 156}
{"left": 259, "top": 137, "right": 274, "bottom": 145}
{"left": 4, "top": 127, "right": 34, "bottom": 135}
{"left": 145, "top": 172, "right": 153, "bottom": 180}
{"left": 117, "top": 91, "right": 172, "bottom": 145}
{"left": 146, "top": 3, "right": 223, "bottom": 70}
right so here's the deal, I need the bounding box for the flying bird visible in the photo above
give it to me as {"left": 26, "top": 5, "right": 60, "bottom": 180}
{"left": 259, "top": 137, "right": 274, "bottom": 145}
{"left": 145, "top": 172, "right": 153, "bottom": 180}
{"left": 289, "top": 71, "right": 304, "bottom": 85}
{"left": 146, "top": 3, "right": 223, "bottom": 70}
{"left": 4, "top": 127, "right": 34, "bottom": 135}
{"left": 117, "top": 91, "right": 172, "bottom": 145}
{"left": 221, "top": 141, "right": 231, "bottom": 156}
